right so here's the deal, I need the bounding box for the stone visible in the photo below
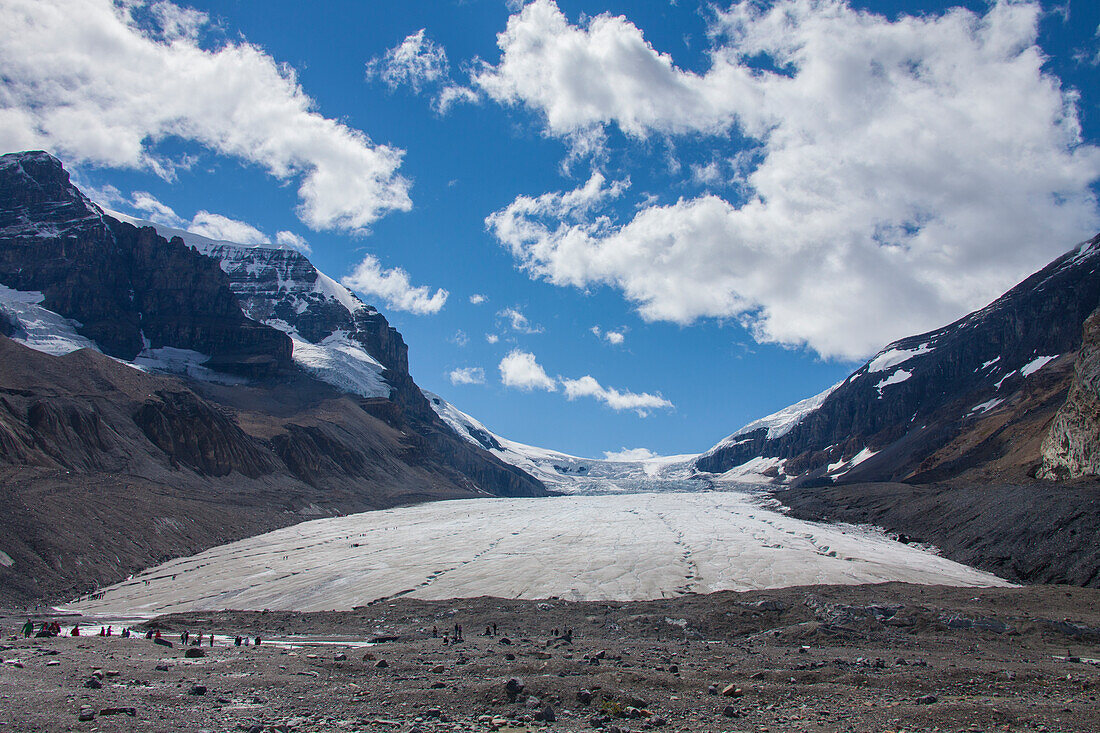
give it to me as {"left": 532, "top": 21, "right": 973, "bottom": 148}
{"left": 99, "top": 707, "right": 136, "bottom": 717}
{"left": 525, "top": 696, "right": 542, "bottom": 709}
{"left": 577, "top": 689, "right": 593, "bottom": 704}
{"left": 188, "top": 685, "right": 207, "bottom": 696}
{"left": 104, "top": 670, "right": 120, "bottom": 677}
{"left": 915, "top": 694, "right": 937, "bottom": 705}
{"left": 706, "top": 684, "right": 719, "bottom": 695}
{"left": 721, "top": 684, "right": 743, "bottom": 697}
{"left": 431, "top": 664, "right": 445, "bottom": 673}
{"left": 155, "top": 663, "right": 170, "bottom": 671}
{"left": 431, "top": 682, "right": 446, "bottom": 689}
{"left": 375, "top": 659, "right": 389, "bottom": 668}
{"left": 334, "top": 653, "right": 347, "bottom": 661}
{"left": 184, "top": 648, "right": 205, "bottom": 658}
{"left": 78, "top": 707, "right": 95, "bottom": 722}
{"left": 722, "top": 705, "right": 742, "bottom": 718}
{"left": 362, "top": 652, "right": 375, "bottom": 661}
{"left": 83, "top": 677, "right": 102, "bottom": 689}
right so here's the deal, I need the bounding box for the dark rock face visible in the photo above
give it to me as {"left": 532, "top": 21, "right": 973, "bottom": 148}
{"left": 698, "top": 233, "right": 1100, "bottom": 483}
{"left": 133, "top": 391, "right": 278, "bottom": 478}
{"left": 0, "top": 151, "right": 291, "bottom": 377}
{"left": 1038, "top": 307, "right": 1100, "bottom": 479}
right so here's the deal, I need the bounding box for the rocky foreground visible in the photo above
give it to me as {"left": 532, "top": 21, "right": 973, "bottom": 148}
{"left": 2, "top": 583, "right": 1099, "bottom": 732}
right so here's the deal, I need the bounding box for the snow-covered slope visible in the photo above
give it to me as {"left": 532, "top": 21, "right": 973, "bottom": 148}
{"left": 0, "top": 284, "right": 97, "bottom": 355}
{"left": 109, "top": 212, "right": 389, "bottom": 399}
{"left": 425, "top": 391, "right": 707, "bottom": 494}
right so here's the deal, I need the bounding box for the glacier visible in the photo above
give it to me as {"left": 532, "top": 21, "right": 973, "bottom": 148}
{"left": 68, "top": 491, "right": 1009, "bottom": 615}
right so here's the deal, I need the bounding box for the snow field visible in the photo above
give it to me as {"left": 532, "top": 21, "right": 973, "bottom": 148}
{"left": 69, "top": 492, "right": 1010, "bottom": 616}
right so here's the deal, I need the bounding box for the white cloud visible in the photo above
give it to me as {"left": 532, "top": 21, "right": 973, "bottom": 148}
{"left": 450, "top": 329, "right": 469, "bottom": 347}
{"left": 367, "top": 29, "right": 480, "bottom": 113}
{"left": 367, "top": 29, "right": 448, "bottom": 92}
{"left": 481, "top": 0, "right": 1100, "bottom": 360}
{"left": 603, "top": 447, "right": 658, "bottom": 461}
{"left": 499, "top": 306, "right": 543, "bottom": 334}
{"left": 592, "top": 325, "right": 625, "bottom": 345}
{"left": 486, "top": 333, "right": 500, "bottom": 344}
{"left": 188, "top": 211, "right": 268, "bottom": 244}
{"left": 98, "top": 188, "right": 314, "bottom": 253}
{"left": 469, "top": 293, "right": 488, "bottom": 304}
{"left": 275, "top": 230, "right": 311, "bottom": 255}
{"left": 560, "top": 374, "right": 671, "bottom": 416}
{"left": 498, "top": 349, "right": 557, "bottom": 391}
{"left": 0, "top": 0, "right": 411, "bottom": 233}
{"left": 342, "top": 255, "right": 448, "bottom": 315}
{"left": 498, "top": 348, "right": 672, "bottom": 415}
{"left": 448, "top": 366, "right": 486, "bottom": 385}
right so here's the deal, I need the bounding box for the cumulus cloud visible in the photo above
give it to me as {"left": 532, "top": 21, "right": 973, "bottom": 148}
{"left": 448, "top": 366, "right": 486, "bottom": 385}
{"left": 498, "top": 349, "right": 556, "bottom": 391}
{"left": 188, "top": 211, "right": 269, "bottom": 244}
{"left": 367, "top": 29, "right": 479, "bottom": 113}
{"left": 366, "top": 28, "right": 448, "bottom": 92}
{"left": 486, "top": 333, "right": 500, "bottom": 344}
{"left": 499, "top": 306, "right": 543, "bottom": 334}
{"left": 469, "top": 293, "right": 488, "bottom": 304}
{"left": 498, "top": 348, "right": 672, "bottom": 415}
{"left": 342, "top": 255, "right": 448, "bottom": 315}
{"left": 0, "top": 0, "right": 411, "bottom": 233}
{"left": 450, "top": 329, "right": 470, "bottom": 347}
{"left": 560, "top": 375, "right": 672, "bottom": 416}
{"left": 481, "top": 0, "right": 1100, "bottom": 360}
{"left": 603, "top": 447, "right": 658, "bottom": 461}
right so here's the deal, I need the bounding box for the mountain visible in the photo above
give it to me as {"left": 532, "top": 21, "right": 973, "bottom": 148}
{"left": 0, "top": 151, "right": 544, "bottom": 604}
{"left": 424, "top": 391, "right": 704, "bottom": 494}
{"left": 696, "top": 233, "right": 1100, "bottom": 487}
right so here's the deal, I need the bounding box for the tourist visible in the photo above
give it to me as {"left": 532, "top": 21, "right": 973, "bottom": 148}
{"left": 20, "top": 619, "right": 33, "bottom": 637}
{"left": 70, "top": 624, "right": 80, "bottom": 636}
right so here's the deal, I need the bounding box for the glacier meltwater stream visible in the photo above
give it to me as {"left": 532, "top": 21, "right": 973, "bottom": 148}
{"left": 69, "top": 492, "right": 1009, "bottom": 615}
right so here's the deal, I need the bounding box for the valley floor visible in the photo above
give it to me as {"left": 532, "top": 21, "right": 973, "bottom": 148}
{"left": 2, "top": 583, "right": 1099, "bottom": 732}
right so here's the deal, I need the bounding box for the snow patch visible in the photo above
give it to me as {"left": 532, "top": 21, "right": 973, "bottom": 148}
{"left": 1020, "top": 355, "right": 1058, "bottom": 377}
{"left": 132, "top": 346, "right": 247, "bottom": 385}
{"left": 980, "top": 356, "right": 1001, "bottom": 370}
{"left": 994, "top": 370, "right": 1017, "bottom": 389}
{"left": 0, "top": 549, "right": 12, "bottom": 568}
{"left": 827, "top": 447, "right": 878, "bottom": 475}
{"left": 969, "top": 398, "right": 1004, "bottom": 416}
{"left": 866, "top": 343, "right": 933, "bottom": 373}
{"left": 875, "top": 368, "right": 912, "bottom": 396}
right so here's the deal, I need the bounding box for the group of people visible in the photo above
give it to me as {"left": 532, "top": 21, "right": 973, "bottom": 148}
{"left": 18, "top": 619, "right": 261, "bottom": 648}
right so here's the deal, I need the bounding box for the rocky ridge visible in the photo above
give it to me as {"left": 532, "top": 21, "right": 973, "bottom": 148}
{"left": 1038, "top": 307, "right": 1100, "bottom": 479}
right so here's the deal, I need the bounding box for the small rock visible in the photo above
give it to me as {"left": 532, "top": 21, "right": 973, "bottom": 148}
{"left": 184, "top": 648, "right": 205, "bottom": 658}
{"left": 78, "top": 706, "right": 95, "bottom": 722}
{"left": 721, "top": 684, "right": 743, "bottom": 697}
{"left": 722, "top": 705, "right": 742, "bottom": 718}
{"left": 375, "top": 659, "right": 389, "bottom": 668}
{"left": 534, "top": 705, "right": 556, "bottom": 722}
{"left": 83, "top": 677, "right": 102, "bottom": 689}
{"left": 334, "top": 653, "right": 347, "bottom": 661}
{"left": 99, "top": 707, "right": 136, "bottom": 717}
{"left": 155, "top": 663, "right": 169, "bottom": 672}
{"left": 104, "top": 670, "right": 120, "bottom": 677}
{"left": 362, "top": 652, "right": 376, "bottom": 661}
{"left": 430, "top": 682, "right": 446, "bottom": 689}
{"left": 706, "top": 684, "right": 719, "bottom": 695}
{"left": 188, "top": 685, "right": 207, "bottom": 696}
{"left": 504, "top": 653, "right": 516, "bottom": 661}
{"left": 431, "top": 664, "right": 445, "bottom": 673}
{"left": 650, "top": 716, "right": 668, "bottom": 727}
{"left": 668, "top": 664, "right": 679, "bottom": 674}
{"left": 915, "top": 694, "right": 937, "bottom": 705}
{"left": 498, "top": 637, "right": 512, "bottom": 645}
{"left": 46, "top": 660, "right": 60, "bottom": 666}
{"left": 577, "top": 689, "right": 593, "bottom": 704}
{"left": 525, "top": 695, "right": 542, "bottom": 709}
{"left": 505, "top": 677, "right": 525, "bottom": 696}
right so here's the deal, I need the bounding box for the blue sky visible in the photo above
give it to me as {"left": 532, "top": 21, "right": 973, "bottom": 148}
{"left": 2, "top": 0, "right": 1099, "bottom": 458}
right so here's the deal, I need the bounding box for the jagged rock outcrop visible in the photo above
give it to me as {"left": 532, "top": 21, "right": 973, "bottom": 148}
{"left": 1038, "top": 308, "right": 1100, "bottom": 479}
{"left": 698, "top": 233, "right": 1100, "bottom": 484}
{"left": 0, "top": 151, "right": 292, "bottom": 377}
